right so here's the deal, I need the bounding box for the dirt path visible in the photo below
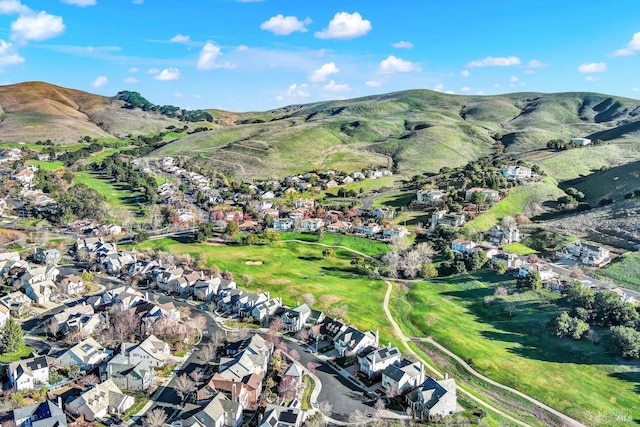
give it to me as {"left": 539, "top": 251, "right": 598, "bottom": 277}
{"left": 382, "top": 281, "right": 586, "bottom": 427}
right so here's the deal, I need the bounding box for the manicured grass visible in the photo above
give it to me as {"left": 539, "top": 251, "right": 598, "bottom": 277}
{"left": 390, "top": 271, "right": 640, "bottom": 426}
{"left": 596, "top": 252, "right": 640, "bottom": 292}
{"left": 73, "top": 171, "right": 146, "bottom": 216}
{"left": 324, "top": 176, "right": 401, "bottom": 197}
{"left": 122, "top": 394, "right": 149, "bottom": 420}
{"left": 279, "top": 231, "right": 389, "bottom": 257}
{"left": 466, "top": 180, "right": 564, "bottom": 231}
{"left": 26, "top": 160, "right": 65, "bottom": 171}
{"left": 371, "top": 192, "right": 414, "bottom": 208}
{"left": 300, "top": 375, "right": 314, "bottom": 410}
{"left": 136, "top": 238, "right": 396, "bottom": 344}
{"left": 0, "top": 344, "right": 33, "bottom": 362}
{"left": 503, "top": 242, "right": 538, "bottom": 256}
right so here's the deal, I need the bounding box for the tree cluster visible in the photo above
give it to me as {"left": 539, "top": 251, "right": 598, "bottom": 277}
{"left": 381, "top": 242, "right": 435, "bottom": 279}
{"left": 0, "top": 319, "right": 24, "bottom": 354}
{"left": 116, "top": 91, "right": 213, "bottom": 122}
{"left": 55, "top": 183, "right": 108, "bottom": 224}
{"left": 97, "top": 153, "right": 158, "bottom": 203}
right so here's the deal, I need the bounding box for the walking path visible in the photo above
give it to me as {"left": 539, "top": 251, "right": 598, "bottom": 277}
{"left": 382, "top": 280, "right": 586, "bottom": 427}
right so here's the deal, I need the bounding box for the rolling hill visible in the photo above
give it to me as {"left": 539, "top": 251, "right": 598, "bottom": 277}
{"left": 153, "top": 89, "right": 640, "bottom": 179}
{"left": 0, "top": 82, "right": 212, "bottom": 143}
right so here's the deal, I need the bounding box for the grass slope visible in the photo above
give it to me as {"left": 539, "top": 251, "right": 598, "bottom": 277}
{"left": 596, "top": 252, "right": 640, "bottom": 292}
{"left": 390, "top": 271, "right": 640, "bottom": 426}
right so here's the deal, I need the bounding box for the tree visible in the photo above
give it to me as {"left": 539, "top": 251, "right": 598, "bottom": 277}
{"left": 348, "top": 409, "right": 366, "bottom": 426}
{"left": 518, "top": 271, "right": 541, "bottom": 290}
{"left": 269, "top": 316, "right": 285, "bottom": 334}
{"left": 225, "top": 220, "right": 239, "bottom": 237}
{"left": 563, "top": 281, "right": 595, "bottom": 310}
{"left": 594, "top": 290, "right": 639, "bottom": 326}
{"left": 245, "top": 234, "right": 259, "bottom": 245}
{"left": 197, "top": 252, "right": 208, "bottom": 269}
{"left": 174, "top": 374, "right": 194, "bottom": 402}
{"left": 322, "top": 248, "right": 335, "bottom": 259}
{"left": 302, "top": 293, "right": 315, "bottom": 307}
{"left": 143, "top": 408, "right": 168, "bottom": 427}
{"left": 609, "top": 326, "right": 640, "bottom": 359}
{"left": 467, "top": 250, "right": 488, "bottom": 271}
{"left": 0, "top": 319, "right": 24, "bottom": 354}
{"left": 420, "top": 263, "right": 438, "bottom": 279}
{"left": 318, "top": 401, "right": 333, "bottom": 416}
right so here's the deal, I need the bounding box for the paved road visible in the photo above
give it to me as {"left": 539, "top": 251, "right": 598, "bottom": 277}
{"left": 280, "top": 339, "right": 374, "bottom": 421}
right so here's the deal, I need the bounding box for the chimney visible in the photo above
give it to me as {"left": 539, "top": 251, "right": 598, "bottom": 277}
{"left": 387, "top": 342, "right": 391, "bottom": 350}
{"left": 444, "top": 373, "right": 448, "bottom": 380}
{"left": 120, "top": 342, "right": 126, "bottom": 356}
{"left": 57, "top": 396, "right": 62, "bottom": 410}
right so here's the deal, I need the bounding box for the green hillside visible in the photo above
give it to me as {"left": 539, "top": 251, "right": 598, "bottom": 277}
{"left": 152, "top": 90, "right": 640, "bottom": 180}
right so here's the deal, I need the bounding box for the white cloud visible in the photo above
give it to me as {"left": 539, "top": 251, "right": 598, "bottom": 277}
{"left": 578, "top": 62, "right": 606, "bottom": 73}
{"left": 132, "top": 0, "right": 143, "bottom": 3}
{"left": 460, "top": 86, "right": 471, "bottom": 92}
{"left": 323, "top": 80, "right": 350, "bottom": 93}
{"left": 154, "top": 67, "right": 181, "bottom": 81}
{"left": 528, "top": 59, "right": 548, "bottom": 68}
{"left": 92, "top": 75, "right": 107, "bottom": 87}
{"left": 510, "top": 76, "right": 518, "bottom": 82}
{"left": 146, "top": 68, "right": 159, "bottom": 74}
{"left": 585, "top": 76, "right": 599, "bottom": 82}
{"left": 378, "top": 55, "right": 417, "bottom": 74}
{"left": 0, "top": 0, "right": 29, "bottom": 14}
{"left": 0, "top": 39, "right": 23, "bottom": 67}
{"left": 434, "top": 84, "right": 444, "bottom": 92}
{"left": 128, "top": 67, "right": 139, "bottom": 73}
{"left": 632, "top": 87, "right": 640, "bottom": 92}
{"left": 237, "top": 45, "right": 249, "bottom": 51}
{"left": 173, "top": 92, "right": 183, "bottom": 97}
{"left": 315, "top": 11, "right": 371, "bottom": 40}
{"left": 468, "top": 56, "right": 521, "bottom": 67}
{"left": 460, "top": 69, "right": 469, "bottom": 77}
{"left": 170, "top": 34, "right": 190, "bottom": 44}
{"left": 11, "top": 11, "right": 65, "bottom": 42}
{"left": 310, "top": 62, "right": 339, "bottom": 82}
{"left": 260, "top": 14, "right": 311, "bottom": 36}
{"left": 276, "top": 83, "right": 310, "bottom": 101}
{"left": 392, "top": 40, "right": 413, "bottom": 49}
{"left": 365, "top": 80, "right": 382, "bottom": 87}
{"left": 197, "top": 41, "right": 234, "bottom": 70}
{"left": 613, "top": 32, "right": 640, "bottom": 56}
{"left": 124, "top": 76, "right": 139, "bottom": 83}
{"left": 445, "top": 90, "right": 455, "bottom": 94}
{"left": 61, "top": 0, "right": 96, "bottom": 6}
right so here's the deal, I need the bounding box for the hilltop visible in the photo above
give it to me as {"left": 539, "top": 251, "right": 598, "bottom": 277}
{"left": 0, "top": 82, "right": 215, "bottom": 143}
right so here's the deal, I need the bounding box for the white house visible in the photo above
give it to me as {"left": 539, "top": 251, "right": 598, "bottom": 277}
{"left": 300, "top": 218, "right": 324, "bottom": 231}
{"left": 488, "top": 225, "right": 520, "bottom": 245}
{"left": 451, "top": 239, "right": 477, "bottom": 254}
{"left": 0, "top": 305, "right": 9, "bottom": 328}
{"left": 334, "top": 327, "right": 378, "bottom": 357}
{"left": 407, "top": 376, "right": 458, "bottom": 419}
{"left": 382, "top": 359, "right": 425, "bottom": 394}
{"left": 121, "top": 334, "right": 171, "bottom": 367}
{"left": 518, "top": 263, "right": 555, "bottom": 281}
{"left": 13, "top": 400, "right": 67, "bottom": 427}
{"left": 357, "top": 345, "right": 401, "bottom": 379}
{"left": 184, "top": 392, "right": 243, "bottom": 427}
{"left": 500, "top": 165, "right": 532, "bottom": 180}
{"left": 382, "top": 226, "right": 410, "bottom": 240}
{"left": 8, "top": 356, "right": 50, "bottom": 391}
{"left": 260, "top": 400, "right": 306, "bottom": 427}
{"left": 56, "top": 337, "right": 110, "bottom": 370}
{"left": 354, "top": 223, "right": 381, "bottom": 237}
{"left": 326, "top": 221, "right": 352, "bottom": 233}
{"left": 281, "top": 304, "right": 311, "bottom": 332}
{"left": 416, "top": 189, "right": 445, "bottom": 203}
{"left": 557, "top": 241, "right": 611, "bottom": 267}
{"left": 465, "top": 188, "right": 500, "bottom": 202}
{"left": 66, "top": 379, "right": 134, "bottom": 422}
{"left": 104, "top": 354, "right": 157, "bottom": 392}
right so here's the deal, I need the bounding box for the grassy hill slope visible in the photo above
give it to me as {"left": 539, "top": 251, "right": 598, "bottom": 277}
{"left": 155, "top": 89, "right": 640, "bottom": 179}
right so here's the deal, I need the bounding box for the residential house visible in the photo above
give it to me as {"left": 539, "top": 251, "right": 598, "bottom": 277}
{"left": 66, "top": 379, "right": 134, "bottom": 422}
{"left": 281, "top": 304, "right": 311, "bottom": 332}
{"left": 8, "top": 356, "right": 50, "bottom": 391}
{"left": 56, "top": 337, "right": 110, "bottom": 370}
{"left": 14, "top": 169, "right": 35, "bottom": 187}
{"left": 101, "top": 252, "right": 136, "bottom": 275}
{"left": 431, "top": 211, "right": 466, "bottom": 228}
{"left": 309, "top": 317, "right": 346, "bottom": 343}
{"left": 518, "top": 263, "right": 555, "bottom": 281}
{"left": 260, "top": 400, "right": 306, "bottom": 427}
{"left": 382, "top": 226, "right": 410, "bottom": 240}
{"left": 273, "top": 218, "right": 294, "bottom": 231}
{"left": 407, "top": 376, "right": 458, "bottom": 419}
{"left": 354, "top": 223, "right": 381, "bottom": 237}
{"left": 372, "top": 208, "right": 394, "bottom": 220}
{"left": 0, "top": 305, "right": 9, "bottom": 328}
{"left": 184, "top": 392, "right": 243, "bottom": 427}
{"left": 571, "top": 137, "right": 591, "bottom": 146}
{"left": 121, "top": 334, "right": 171, "bottom": 368}
{"left": 487, "top": 225, "right": 520, "bottom": 245}
{"left": 300, "top": 218, "right": 324, "bottom": 231}
{"left": 464, "top": 188, "right": 500, "bottom": 203}
{"left": 154, "top": 267, "right": 184, "bottom": 291}
{"left": 22, "top": 280, "right": 57, "bottom": 304}
{"left": 57, "top": 274, "right": 85, "bottom": 297}
{"left": 295, "top": 199, "right": 315, "bottom": 209}
{"left": 500, "top": 165, "right": 532, "bottom": 180}
{"left": 48, "top": 304, "right": 95, "bottom": 334}
{"left": 0, "top": 291, "right": 32, "bottom": 316}
{"left": 382, "top": 359, "right": 425, "bottom": 394}
{"left": 33, "top": 248, "right": 61, "bottom": 265}
{"left": 12, "top": 400, "right": 67, "bottom": 427}
{"left": 334, "top": 327, "right": 378, "bottom": 357}
{"left": 251, "top": 297, "right": 282, "bottom": 325}
{"left": 326, "top": 221, "right": 352, "bottom": 233}
{"left": 451, "top": 239, "right": 477, "bottom": 254}
{"left": 103, "top": 354, "right": 157, "bottom": 391}
{"left": 193, "top": 276, "right": 222, "bottom": 301}
{"left": 416, "top": 189, "right": 445, "bottom": 203}
{"left": 21, "top": 265, "right": 60, "bottom": 286}
{"left": 557, "top": 241, "right": 611, "bottom": 267}
{"left": 357, "top": 345, "right": 401, "bottom": 379}
{"left": 492, "top": 252, "right": 522, "bottom": 271}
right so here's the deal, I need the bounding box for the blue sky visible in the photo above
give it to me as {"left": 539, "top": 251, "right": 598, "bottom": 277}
{"left": 1, "top": 0, "right": 640, "bottom": 111}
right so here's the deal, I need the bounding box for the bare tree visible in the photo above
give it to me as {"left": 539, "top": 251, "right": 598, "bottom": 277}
{"left": 269, "top": 316, "right": 285, "bottom": 333}
{"left": 241, "top": 274, "right": 252, "bottom": 285}
{"left": 501, "top": 215, "right": 517, "bottom": 228}
{"left": 189, "top": 369, "right": 203, "bottom": 386}
{"left": 328, "top": 304, "right": 348, "bottom": 319}
{"left": 197, "top": 252, "right": 208, "bottom": 269}
{"left": 199, "top": 343, "right": 216, "bottom": 363}
{"left": 173, "top": 374, "right": 194, "bottom": 402}
{"left": 318, "top": 401, "right": 333, "bottom": 416}
{"left": 143, "top": 408, "right": 167, "bottom": 427}
{"left": 348, "top": 409, "right": 366, "bottom": 426}
{"left": 382, "top": 251, "right": 402, "bottom": 278}
{"left": 296, "top": 328, "right": 309, "bottom": 342}
{"left": 288, "top": 349, "right": 301, "bottom": 362}
{"left": 277, "top": 375, "right": 298, "bottom": 400}
{"left": 302, "top": 293, "right": 315, "bottom": 307}
{"left": 374, "top": 399, "right": 386, "bottom": 417}
{"left": 210, "top": 330, "right": 226, "bottom": 348}
{"left": 81, "top": 374, "right": 100, "bottom": 386}
{"left": 494, "top": 286, "right": 508, "bottom": 297}
{"left": 386, "top": 382, "right": 400, "bottom": 398}
{"left": 305, "top": 361, "right": 316, "bottom": 374}
{"left": 402, "top": 249, "right": 422, "bottom": 279}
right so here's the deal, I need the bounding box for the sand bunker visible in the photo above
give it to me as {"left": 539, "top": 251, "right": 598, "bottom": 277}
{"left": 245, "top": 260, "right": 264, "bottom": 265}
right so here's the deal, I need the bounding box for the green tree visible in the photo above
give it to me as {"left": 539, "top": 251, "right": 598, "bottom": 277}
{"left": 563, "top": 281, "right": 595, "bottom": 310}
{"left": 466, "top": 250, "right": 488, "bottom": 271}
{"left": 609, "top": 326, "right": 640, "bottom": 358}
{"left": 567, "top": 316, "right": 589, "bottom": 339}
{"left": 322, "top": 248, "right": 335, "bottom": 259}
{"left": 1, "top": 319, "right": 24, "bottom": 354}
{"left": 196, "top": 222, "right": 214, "bottom": 242}
{"left": 263, "top": 214, "right": 274, "bottom": 228}
{"left": 550, "top": 311, "right": 572, "bottom": 338}
{"left": 245, "top": 234, "right": 259, "bottom": 245}
{"left": 594, "top": 291, "right": 638, "bottom": 326}
{"left": 225, "top": 220, "right": 239, "bottom": 237}
{"left": 420, "top": 263, "right": 438, "bottom": 279}
{"left": 519, "top": 271, "right": 542, "bottom": 290}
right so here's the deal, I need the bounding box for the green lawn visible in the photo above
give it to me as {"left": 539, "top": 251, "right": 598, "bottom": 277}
{"left": 26, "top": 160, "right": 65, "bottom": 171}
{"left": 371, "top": 192, "right": 414, "bottom": 208}
{"left": 73, "top": 171, "right": 146, "bottom": 216}
{"left": 390, "top": 271, "right": 640, "bottom": 426}
{"left": 279, "top": 231, "right": 389, "bottom": 257}
{"left": 324, "top": 176, "right": 402, "bottom": 197}
{"left": 596, "top": 252, "right": 640, "bottom": 292}
{"left": 503, "top": 242, "right": 538, "bottom": 255}
{"left": 136, "top": 238, "right": 396, "bottom": 344}
{"left": 0, "top": 344, "right": 33, "bottom": 362}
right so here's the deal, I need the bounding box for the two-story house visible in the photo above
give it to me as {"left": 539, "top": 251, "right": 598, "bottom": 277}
{"left": 66, "top": 379, "right": 134, "bottom": 421}
{"left": 121, "top": 334, "right": 171, "bottom": 368}
{"left": 357, "top": 345, "right": 401, "bottom": 380}
{"left": 8, "top": 356, "right": 50, "bottom": 391}
{"left": 281, "top": 304, "right": 311, "bottom": 332}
